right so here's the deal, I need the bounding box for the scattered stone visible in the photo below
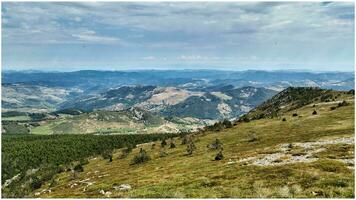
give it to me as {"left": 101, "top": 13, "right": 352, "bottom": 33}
{"left": 113, "top": 184, "right": 132, "bottom": 191}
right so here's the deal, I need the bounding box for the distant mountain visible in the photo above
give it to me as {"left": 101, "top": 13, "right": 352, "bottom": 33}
{"left": 161, "top": 86, "right": 277, "bottom": 119}
{"left": 2, "top": 70, "right": 354, "bottom": 91}
{"left": 60, "top": 85, "right": 277, "bottom": 120}
{"left": 2, "top": 83, "right": 82, "bottom": 112}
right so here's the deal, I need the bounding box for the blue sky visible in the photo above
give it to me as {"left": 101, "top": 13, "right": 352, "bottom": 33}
{"left": 2, "top": 2, "right": 355, "bottom": 72}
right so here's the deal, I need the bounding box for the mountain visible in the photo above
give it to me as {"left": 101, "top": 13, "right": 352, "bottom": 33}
{"left": 3, "top": 70, "right": 354, "bottom": 91}
{"left": 2, "top": 83, "right": 82, "bottom": 112}
{"left": 60, "top": 85, "right": 277, "bottom": 120}
{"left": 27, "top": 87, "right": 354, "bottom": 198}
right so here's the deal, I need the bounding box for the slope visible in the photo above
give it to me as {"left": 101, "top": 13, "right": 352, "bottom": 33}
{"left": 35, "top": 88, "right": 354, "bottom": 198}
{"left": 29, "top": 107, "right": 204, "bottom": 135}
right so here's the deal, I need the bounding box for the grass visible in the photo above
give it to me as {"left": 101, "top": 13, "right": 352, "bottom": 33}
{"left": 35, "top": 95, "right": 355, "bottom": 198}
{"left": 1, "top": 115, "right": 31, "bottom": 121}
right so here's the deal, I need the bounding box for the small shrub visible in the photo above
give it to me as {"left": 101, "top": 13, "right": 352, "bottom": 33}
{"left": 181, "top": 136, "right": 188, "bottom": 145}
{"left": 338, "top": 100, "right": 348, "bottom": 107}
{"left": 243, "top": 117, "right": 250, "bottom": 122}
{"left": 161, "top": 139, "right": 167, "bottom": 147}
{"left": 215, "top": 151, "right": 224, "bottom": 160}
{"left": 131, "top": 148, "right": 150, "bottom": 165}
{"left": 101, "top": 149, "right": 113, "bottom": 162}
{"left": 73, "top": 163, "right": 84, "bottom": 172}
{"left": 151, "top": 143, "right": 156, "bottom": 149}
{"left": 330, "top": 106, "right": 337, "bottom": 110}
{"left": 282, "top": 118, "right": 286, "bottom": 121}
{"left": 30, "top": 177, "right": 43, "bottom": 190}
{"left": 222, "top": 119, "right": 233, "bottom": 128}
{"left": 169, "top": 141, "right": 176, "bottom": 149}
{"left": 312, "top": 110, "right": 317, "bottom": 115}
{"left": 292, "top": 113, "right": 298, "bottom": 117}
{"left": 186, "top": 140, "right": 196, "bottom": 155}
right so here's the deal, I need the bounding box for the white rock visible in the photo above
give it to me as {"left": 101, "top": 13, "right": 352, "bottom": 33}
{"left": 113, "top": 184, "right": 132, "bottom": 191}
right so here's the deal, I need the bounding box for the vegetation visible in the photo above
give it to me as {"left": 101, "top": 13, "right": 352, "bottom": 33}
{"left": 1, "top": 133, "right": 177, "bottom": 197}
{"left": 131, "top": 148, "right": 151, "bottom": 165}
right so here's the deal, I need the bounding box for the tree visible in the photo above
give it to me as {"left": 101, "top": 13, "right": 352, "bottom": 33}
{"left": 222, "top": 119, "right": 233, "bottom": 128}
{"left": 312, "top": 110, "right": 317, "bottom": 115}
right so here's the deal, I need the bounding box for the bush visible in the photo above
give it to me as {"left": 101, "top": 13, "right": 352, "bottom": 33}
{"left": 215, "top": 151, "right": 224, "bottom": 160}
{"left": 282, "top": 118, "right": 287, "bottom": 121}
{"left": 169, "top": 141, "right": 176, "bottom": 149}
{"left": 101, "top": 149, "right": 113, "bottom": 162}
{"left": 312, "top": 110, "right": 317, "bottom": 115}
{"left": 131, "top": 148, "right": 150, "bottom": 165}
{"left": 338, "top": 100, "right": 348, "bottom": 107}
{"left": 181, "top": 135, "right": 188, "bottom": 145}
{"left": 73, "top": 163, "right": 84, "bottom": 172}
{"left": 292, "top": 113, "right": 298, "bottom": 117}
{"left": 330, "top": 106, "right": 337, "bottom": 110}
{"left": 222, "top": 119, "right": 233, "bottom": 128}
{"left": 186, "top": 140, "right": 196, "bottom": 155}
{"left": 30, "top": 177, "right": 43, "bottom": 190}
{"left": 347, "top": 89, "right": 354, "bottom": 95}
{"left": 161, "top": 139, "right": 167, "bottom": 147}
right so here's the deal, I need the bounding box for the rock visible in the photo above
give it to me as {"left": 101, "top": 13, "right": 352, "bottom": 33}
{"left": 113, "top": 184, "right": 132, "bottom": 191}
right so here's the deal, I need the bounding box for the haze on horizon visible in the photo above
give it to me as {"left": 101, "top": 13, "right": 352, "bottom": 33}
{"left": 1, "top": 2, "right": 355, "bottom": 72}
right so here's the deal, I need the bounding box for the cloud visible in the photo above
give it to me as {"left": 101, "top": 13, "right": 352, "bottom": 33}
{"left": 72, "top": 31, "right": 120, "bottom": 44}
{"left": 2, "top": 2, "right": 354, "bottom": 71}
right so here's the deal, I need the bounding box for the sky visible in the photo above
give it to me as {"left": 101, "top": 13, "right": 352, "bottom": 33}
{"left": 1, "top": 1, "right": 355, "bottom": 72}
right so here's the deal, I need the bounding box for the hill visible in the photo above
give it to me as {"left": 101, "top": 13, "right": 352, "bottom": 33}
{"left": 19, "top": 88, "right": 354, "bottom": 198}
{"left": 2, "top": 84, "right": 82, "bottom": 113}
{"left": 2, "top": 108, "right": 206, "bottom": 135}
{"left": 61, "top": 85, "right": 277, "bottom": 120}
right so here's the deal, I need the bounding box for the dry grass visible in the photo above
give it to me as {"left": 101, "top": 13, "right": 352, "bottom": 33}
{"left": 36, "top": 96, "right": 355, "bottom": 198}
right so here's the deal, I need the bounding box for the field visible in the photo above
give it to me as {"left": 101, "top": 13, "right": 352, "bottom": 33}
{"left": 32, "top": 93, "right": 354, "bottom": 198}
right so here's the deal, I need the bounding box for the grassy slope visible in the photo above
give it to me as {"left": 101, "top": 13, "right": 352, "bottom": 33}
{"left": 38, "top": 94, "right": 354, "bottom": 198}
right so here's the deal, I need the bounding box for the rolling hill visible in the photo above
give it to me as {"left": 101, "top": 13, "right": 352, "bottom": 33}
{"left": 21, "top": 87, "right": 354, "bottom": 198}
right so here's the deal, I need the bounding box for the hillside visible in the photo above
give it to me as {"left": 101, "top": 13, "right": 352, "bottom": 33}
{"left": 3, "top": 108, "right": 207, "bottom": 135}
{"left": 60, "top": 85, "right": 277, "bottom": 120}
{"left": 240, "top": 87, "right": 354, "bottom": 121}
{"left": 2, "top": 84, "right": 82, "bottom": 112}
{"left": 29, "top": 88, "right": 354, "bottom": 198}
